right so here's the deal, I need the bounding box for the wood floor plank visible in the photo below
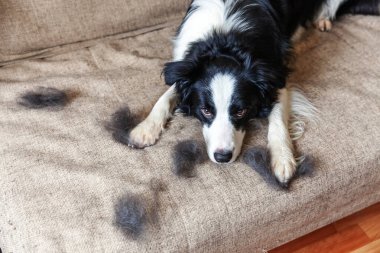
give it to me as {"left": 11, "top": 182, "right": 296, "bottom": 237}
{"left": 334, "top": 203, "right": 380, "bottom": 232}
{"left": 269, "top": 225, "right": 337, "bottom": 253}
{"left": 351, "top": 239, "right": 380, "bottom": 253}
{"left": 358, "top": 213, "right": 380, "bottom": 239}
{"left": 270, "top": 203, "right": 380, "bottom": 253}
{"left": 293, "top": 225, "right": 370, "bottom": 253}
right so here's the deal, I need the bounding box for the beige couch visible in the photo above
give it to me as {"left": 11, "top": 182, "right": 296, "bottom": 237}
{"left": 0, "top": 1, "right": 379, "bottom": 252}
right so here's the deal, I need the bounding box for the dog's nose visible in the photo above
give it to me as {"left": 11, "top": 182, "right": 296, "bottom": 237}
{"left": 214, "top": 150, "right": 233, "bottom": 163}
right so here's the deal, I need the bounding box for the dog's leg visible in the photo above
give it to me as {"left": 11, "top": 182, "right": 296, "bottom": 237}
{"left": 128, "top": 85, "right": 178, "bottom": 148}
{"left": 315, "top": 0, "right": 347, "bottom": 31}
{"left": 268, "top": 88, "right": 296, "bottom": 185}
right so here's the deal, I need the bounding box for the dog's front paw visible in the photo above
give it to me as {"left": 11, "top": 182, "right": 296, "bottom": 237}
{"left": 128, "top": 119, "right": 162, "bottom": 149}
{"left": 272, "top": 157, "right": 297, "bottom": 187}
{"left": 315, "top": 18, "right": 332, "bottom": 32}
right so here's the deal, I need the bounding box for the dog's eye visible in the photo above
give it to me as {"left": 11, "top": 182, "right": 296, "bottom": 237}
{"left": 201, "top": 107, "right": 213, "bottom": 118}
{"left": 234, "top": 109, "right": 247, "bottom": 119}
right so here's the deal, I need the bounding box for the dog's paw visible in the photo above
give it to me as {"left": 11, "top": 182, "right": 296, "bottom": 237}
{"left": 128, "top": 119, "right": 162, "bottom": 149}
{"left": 315, "top": 19, "right": 332, "bottom": 32}
{"left": 272, "top": 157, "right": 297, "bottom": 187}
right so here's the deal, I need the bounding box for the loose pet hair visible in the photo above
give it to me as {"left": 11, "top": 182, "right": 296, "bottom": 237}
{"left": 172, "top": 140, "right": 207, "bottom": 178}
{"left": 243, "top": 146, "right": 315, "bottom": 189}
{"left": 18, "top": 87, "right": 70, "bottom": 109}
{"left": 114, "top": 180, "right": 166, "bottom": 238}
{"left": 105, "top": 106, "right": 142, "bottom": 147}
{"left": 114, "top": 195, "right": 146, "bottom": 237}
{"left": 128, "top": 0, "right": 379, "bottom": 184}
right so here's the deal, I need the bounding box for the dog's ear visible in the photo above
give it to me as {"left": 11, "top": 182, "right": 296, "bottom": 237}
{"left": 252, "top": 61, "right": 288, "bottom": 90}
{"left": 244, "top": 61, "right": 288, "bottom": 116}
{"left": 163, "top": 60, "right": 197, "bottom": 86}
{"left": 163, "top": 60, "right": 198, "bottom": 115}
{"left": 245, "top": 60, "right": 288, "bottom": 106}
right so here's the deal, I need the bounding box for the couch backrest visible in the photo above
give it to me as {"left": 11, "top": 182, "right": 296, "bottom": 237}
{"left": 0, "top": 0, "right": 190, "bottom": 65}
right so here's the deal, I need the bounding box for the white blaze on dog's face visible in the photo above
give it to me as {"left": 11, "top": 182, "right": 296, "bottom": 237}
{"left": 202, "top": 73, "right": 246, "bottom": 163}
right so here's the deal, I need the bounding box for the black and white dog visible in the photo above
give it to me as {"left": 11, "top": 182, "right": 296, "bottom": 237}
{"left": 128, "top": 0, "right": 379, "bottom": 184}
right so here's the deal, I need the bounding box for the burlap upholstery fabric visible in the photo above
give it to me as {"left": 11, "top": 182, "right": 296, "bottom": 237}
{"left": 0, "top": 0, "right": 190, "bottom": 64}
{"left": 0, "top": 16, "right": 379, "bottom": 252}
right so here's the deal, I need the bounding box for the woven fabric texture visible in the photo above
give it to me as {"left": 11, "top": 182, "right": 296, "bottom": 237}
{"left": 0, "top": 15, "right": 379, "bottom": 253}
{"left": 0, "top": 0, "right": 190, "bottom": 64}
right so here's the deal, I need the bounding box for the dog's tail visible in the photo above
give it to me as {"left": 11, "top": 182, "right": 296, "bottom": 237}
{"left": 338, "top": 0, "right": 380, "bottom": 16}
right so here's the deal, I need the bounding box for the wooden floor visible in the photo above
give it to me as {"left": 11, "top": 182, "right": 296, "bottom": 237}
{"left": 270, "top": 203, "right": 380, "bottom": 253}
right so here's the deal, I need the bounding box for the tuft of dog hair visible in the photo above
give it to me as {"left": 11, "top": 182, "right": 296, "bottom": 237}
{"left": 172, "top": 140, "right": 206, "bottom": 178}
{"left": 18, "top": 87, "right": 70, "bottom": 109}
{"left": 243, "top": 147, "right": 289, "bottom": 189}
{"left": 244, "top": 147, "right": 316, "bottom": 189}
{"left": 114, "top": 195, "right": 146, "bottom": 237}
{"left": 105, "top": 106, "right": 141, "bottom": 147}
{"left": 114, "top": 179, "right": 166, "bottom": 238}
{"left": 296, "top": 155, "right": 315, "bottom": 177}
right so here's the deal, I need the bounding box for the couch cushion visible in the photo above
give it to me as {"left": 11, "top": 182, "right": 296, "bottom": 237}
{"left": 0, "top": 16, "right": 379, "bottom": 252}
{"left": 0, "top": 0, "right": 189, "bottom": 64}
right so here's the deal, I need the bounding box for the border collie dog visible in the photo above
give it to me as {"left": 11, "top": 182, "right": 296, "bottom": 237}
{"left": 129, "top": 0, "right": 380, "bottom": 184}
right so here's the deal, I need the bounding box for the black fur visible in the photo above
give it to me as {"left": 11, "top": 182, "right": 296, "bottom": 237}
{"left": 114, "top": 195, "right": 146, "bottom": 237}
{"left": 296, "top": 155, "right": 315, "bottom": 177}
{"left": 114, "top": 180, "right": 166, "bottom": 238}
{"left": 243, "top": 147, "right": 289, "bottom": 189}
{"left": 18, "top": 87, "right": 69, "bottom": 109}
{"left": 243, "top": 147, "right": 316, "bottom": 188}
{"left": 105, "top": 106, "right": 141, "bottom": 147}
{"left": 172, "top": 140, "right": 206, "bottom": 178}
{"left": 338, "top": 0, "right": 380, "bottom": 16}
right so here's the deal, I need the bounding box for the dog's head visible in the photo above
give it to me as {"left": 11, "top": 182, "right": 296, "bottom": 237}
{"left": 164, "top": 35, "right": 288, "bottom": 163}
